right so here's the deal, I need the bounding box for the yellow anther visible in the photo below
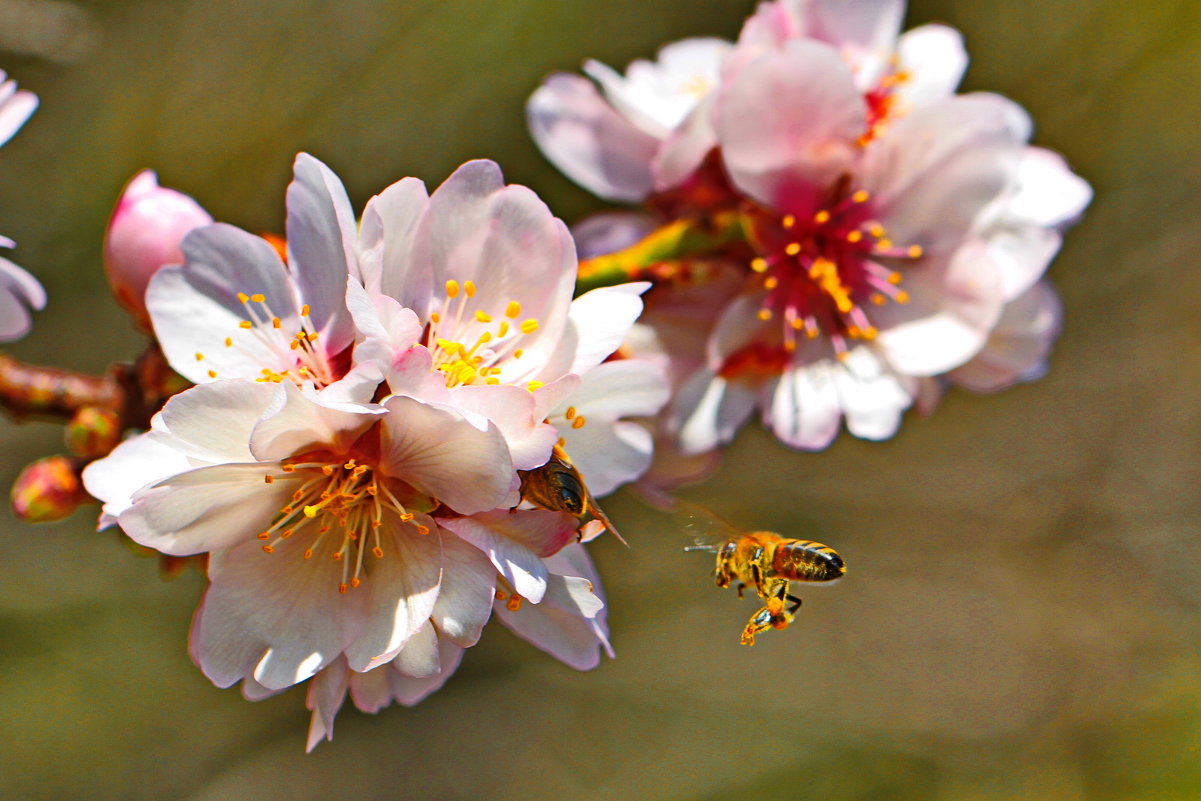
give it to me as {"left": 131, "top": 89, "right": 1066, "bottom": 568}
{"left": 445, "top": 279, "right": 460, "bottom": 298}
{"left": 847, "top": 230, "right": 863, "bottom": 243}
{"left": 303, "top": 505, "right": 320, "bottom": 518}
{"left": 497, "top": 321, "right": 509, "bottom": 337}
{"left": 814, "top": 210, "right": 831, "bottom": 225}
{"left": 887, "top": 272, "right": 902, "bottom": 285}
{"left": 272, "top": 317, "right": 281, "bottom": 329}
{"left": 475, "top": 310, "right": 492, "bottom": 323}
{"left": 464, "top": 280, "right": 476, "bottom": 297}
{"left": 239, "top": 321, "right": 253, "bottom": 329}
{"left": 256, "top": 531, "right": 270, "bottom": 540}
{"left": 572, "top": 416, "right": 586, "bottom": 429}
{"left": 237, "top": 292, "right": 249, "bottom": 303}
{"left": 416, "top": 524, "right": 430, "bottom": 535}
{"left": 303, "top": 549, "right": 313, "bottom": 559}
{"left": 400, "top": 512, "right": 414, "bottom": 522}
{"left": 790, "top": 318, "right": 805, "bottom": 330}
{"left": 520, "top": 319, "right": 539, "bottom": 334}
{"left": 869, "top": 224, "right": 886, "bottom": 238}
{"left": 862, "top": 326, "right": 879, "bottom": 341}
{"left": 895, "top": 290, "right": 910, "bottom": 304}
{"left": 262, "top": 544, "right": 274, "bottom": 554}
{"left": 350, "top": 577, "right": 361, "bottom": 589}
{"left": 782, "top": 214, "right": 796, "bottom": 229}
{"left": 764, "top": 276, "right": 779, "bottom": 290}
{"left": 478, "top": 331, "right": 493, "bottom": 343}
{"left": 207, "top": 370, "right": 217, "bottom": 379}
{"left": 907, "top": 245, "right": 923, "bottom": 258}
{"left": 527, "top": 381, "right": 544, "bottom": 392}
{"left": 332, "top": 551, "right": 342, "bottom": 561}
{"left": 751, "top": 258, "right": 769, "bottom": 273}
{"left": 871, "top": 293, "right": 886, "bottom": 305}
{"left": 513, "top": 349, "right": 524, "bottom": 359}
{"left": 281, "top": 464, "right": 296, "bottom": 472}
{"left": 847, "top": 325, "right": 861, "bottom": 338}
{"left": 372, "top": 546, "right": 384, "bottom": 558}
{"left": 783, "top": 340, "right": 797, "bottom": 352}
{"left": 507, "top": 595, "right": 523, "bottom": 611}
{"left": 224, "top": 337, "right": 232, "bottom": 347}
{"left": 757, "top": 308, "right": 773, "bottom": 321}
{"left": 806, "top": 327, "right": 820, "bottom": 339}
{"left": 430, "top": 311, "right": 441, "bottom": 323}
{"left": 250, "top": 293, "right": 265, "bottom": 303}
{"left": 486, "top": 377, "right": 500, "bottom": 384}
{"left": 505, "top": 301, "right": 521, "bottom": 318}
{"left": 495, "top": 590, "right": 507, "bottom": 601}
{"left": 300, "top": 304, "right": 311, "bottom": 317}
{"left": 264, "top": 475, "right": 275, "bottom": 484}
{"left": 565, "top": 406, "right": 577, "bottom": 420}
{"left": 338, "top": 583, "right": 348, "bottom": 594}
{"left": 784, "top": 242, "right": 802, "bottom": 256}
{"left": 877, "top": 238, "right": 893, "bottom": 251}
{"left": 852, "top": 190, "right": 870, "bottom": 203}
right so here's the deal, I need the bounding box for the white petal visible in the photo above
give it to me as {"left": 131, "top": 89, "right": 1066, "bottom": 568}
{"left": 1006, "top": 147, "right": 1093, "bottom": 227}
{"left": 669, "top": 369, "right": 758, "bottom": 456}
{"left": 949, "top": 280, "right": 1062, "bottom": 393}
{"left": 543, "top": 282, "right": 649, "bottom": 379}
{"left": 359, "top": 176, "right": 431, "bottom": 309}
{"left": 763, "top": 362, "right": 843, "bottom": 451}
{"left": 430, "top": 530, "right": 497, "bottom": 647}
{"left": 347, "top": 661, "right": 393, "bottom": 713}
{"left": 527, "top": 73, "right": 660, "bottom": 202}
{"left": 0, "top": 84, "right": 36, "bottom": 146}
{"left": 440, "top": 514, "right": 552, "bottom": 604}
{"left": 0, "top": 257, "right": 45, "bottom": 342}
{"left": 896, "top": 24, "right": 968, "bottom": 106}
{"left": 345, "top": 521, "right": 442, "bottom": 672}
{"left": 388, "top": 638, "right": 465, "bottom": 706}
{"left": 447, "top": 385, "right": 558, "bottom": 471}
{"left": 833, "top": 348, "right": 914, "bottom": 441}
{"left": 155, "top": 380, "right": 278, "bottom": 462}
{"left": 148, "top": 224, "right": 299, "bottom": 384}
{"left": 651, "top": 92, "right": 718, "bottom": 191}
{"left": 120, "top": 462, "right": 292, "bottom": 555}
{"left": 81, "top": 432, "right": 194, "bottom": 525}
{"left": 495, "top": 572, "right": 607, "bottom": 671}
{"left": 390, "top": 622, "right": 441, "bottom": 679}
{"left": 249, "top": 381, "right": 382, "bottom": 462}
{"left": 305, "top": 657, "right": 348, "bottom": 752}
{"left": 285, "top": 153, "right": 358, "bottom": 355}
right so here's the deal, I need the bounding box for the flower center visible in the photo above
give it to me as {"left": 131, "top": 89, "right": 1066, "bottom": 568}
{"left": 195, "top": 293, "right": 337, "bottom": 387}
{"left": 860, "top": 62, "right": 912, "bottom": 146}
{"left": 258, "top": 455, "right": 429, "bottom": 594}
{"left": 425, "top": 279, "right": 544, "bottom": 391}
{"left": 744, "top": 183, "right": 923, "bottom": 359}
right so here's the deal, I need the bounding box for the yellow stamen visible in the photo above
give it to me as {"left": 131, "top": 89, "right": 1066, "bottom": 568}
{"left": 751, "top": 258, "right": 769, "bottom": 273}
{"left": 784, "top": 242, "right": 802, "bottom": 256}
{"left": 464, "top": 280, "right": 476, "bottom": 297}
{"left": 814, "top": 210, "right": 831, "bottom": 225}
{"left": 250, "top": 293, "right": 265, "bottom": 303}
{"left": 520, "top": 319, "right": 539, "bottom": 334}
{"left": 505, "top": 301, "right": 521, "bottom": 318}
{"left": 445, "top": 280, "right": 460, "bottom": 298}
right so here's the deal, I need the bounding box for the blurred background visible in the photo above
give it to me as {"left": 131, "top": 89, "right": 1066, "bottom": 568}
{"left": 1, "top": 0, "right": 1199, "bottom": 798}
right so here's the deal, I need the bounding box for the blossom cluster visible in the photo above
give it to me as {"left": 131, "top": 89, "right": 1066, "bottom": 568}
{"left": 83, "top": 155, "right": 666, "bottom": 749}
{"left": 0, "top": 0, "right": 1093, "bottom": 752}
{"left": 529, "top": 0, "right": 1091, "bottom": 457}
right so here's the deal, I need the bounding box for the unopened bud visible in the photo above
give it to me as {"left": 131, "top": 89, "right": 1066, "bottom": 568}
{"left": 103, "top": 170, "right": 212, "bottom": 332}
{"left": 65, "top": 406, "right": 122, "bottom": 458}
{"left": 11, "top": 456, "right": 85, "bottom": 522}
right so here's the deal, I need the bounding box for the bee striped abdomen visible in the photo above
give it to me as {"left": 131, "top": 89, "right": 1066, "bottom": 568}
{"left": 771, "top": 539, "right": 845, "bottom": 582}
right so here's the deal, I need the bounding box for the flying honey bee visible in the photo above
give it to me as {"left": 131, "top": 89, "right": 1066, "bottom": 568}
{"left": 684, "top": 508, "right": 845, "bottom": 645}
{"left": 517, "top": 446, "right": 627, "bottom": 545}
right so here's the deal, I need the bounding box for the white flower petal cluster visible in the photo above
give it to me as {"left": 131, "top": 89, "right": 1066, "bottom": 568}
{"left": 528, "top": 0, "right": 1091, "bottom": 457}
{"left": 84, "top": 154, "right": 665, "bottom": 748}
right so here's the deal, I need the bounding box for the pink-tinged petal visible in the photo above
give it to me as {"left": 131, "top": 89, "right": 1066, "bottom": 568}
{"left": 285, "top": 153, "right": 358, "bottom": 355}
{"left": 155, "top": 380, "right": 278, "bottom": 462}
{"left": 389, "top": 637, "right": 465, "bottom": 706}
{"left": 987, "top": 224, "right": 1062, "bottom": 303}
{"left": 651, "top": 92, "right": 719, "bottom": 192}
{"left": 240, "top": 675, "right": 285, "bottom": 702}
{"left": 559, "top": 419, "right": 653, "bottom": 499}
{"left": 871, "top": 239, "right": 1006, "bottom": 376}
{"left": 378, "top": 395, "right": 514, "bottom": 514}
{"left": 529, "top": 374, "right": 581, "bottom": 423}
{"left": 103, "top": 170, "right": 213, "bottom": 329}
{"left": 390, "top": 622, "right": 441, "bottom": 679}
{"left": 345, "top": 277, "right": 423, "bottom": 366}
{"left": 120, "top": 462, "right": 293, "bottom": 555}
{"left": 495, "top": 571, "right": 607, "bottom": 671}
{"left": 448, "top": 385, "right": 557, "bottom": 471}
{"left": 347, "top": 660, "right": 393, "bottom": 713}
{"left": 763, "top": 361, "right": 843, "bottom": 451}
{"left": 571, "top": 212, "right": 658, "bottom": 260}
{"left": 718, "top": 41, "right": 866, "bottom": 212}
{"left": 249, "top": 381, "right": 382, "bottom": 461}
{"left": 382, "top": 345, "right": 451, "bottom": 403}
{"left": 427, "top": 162, "right": 577, "bottom": 370}
{"left": 1007, "top": 147, "right": 1093, "bottom": 228}
{"left": 318, "top": 361, "right": 385, "bottom": 407}
{"left": 0, "top": 81, "right": 35, "bottom": 146}
{"left": 305, "top": 657, "right": 348, "bottom": 752}
{"left": 147, "top": 224, "right": 299, "bottom": 384}
{"left": 669, "top": 369, "right": 758, "bottom": 456}
{"left": 527, "top": 73, "right": 660, "bottom": 202}
{"left": 0, "top": 256, "right": 45, "bottom": 342}
{"left": 862, "top": 94, "right": 1027, "bottom": 255}
{"left": 439, "top": 514, "right": 550, "bottom": 604}
{"left": 449, "top": 509, "right": 579, "bottom": 560}
{"left": 833, "top": 347, "right": 915, "bottom": 441}
{"left": 431, "top": 531, "right": 496, "bottom": 647}
{"left": 553, "top": 358, "right": 670, "bottom": 421}
{"left": 543, "top": 542, "right": 612, "bottom": 658}
{"left": 195, "top": 533, "right": 366, "bottom": 690}
{"left": 896, "top": 25, "right": 968, "bottom": 106}
{"left": 359, "top": 176, "right": 432, "bottom": 309}
{"left": 81, "top": 432, "right": 194, "bottom": 525}
{"left": 949, "top": 280, "right": 1062, "bottom": 393}
{"left": 345, "top": 521, "right": 442, "bottom": 672}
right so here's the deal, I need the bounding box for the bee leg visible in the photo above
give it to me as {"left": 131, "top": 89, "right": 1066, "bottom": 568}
{"left": 786, "top": 594, "right": 803, "bottom": 614}
{"left": 736, "top": 582, "right": 747, "bottom": 599}
{"left": 740, "top": 606, "right": 775, "bottom": 646}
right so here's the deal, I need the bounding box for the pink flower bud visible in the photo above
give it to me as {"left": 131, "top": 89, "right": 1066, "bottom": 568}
{"left": 64, "top": 406, "right": 122, "bottom": 458}
{"left": 11, "top": 455, "right": 85, "bottom": 523}
{"left": 103, "top": 170, "right": 212, "bottom": 332}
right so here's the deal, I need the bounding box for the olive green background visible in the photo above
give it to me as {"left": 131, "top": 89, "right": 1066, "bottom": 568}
{"left": 1, "top": 1, "right": 1198, "bottom": 799}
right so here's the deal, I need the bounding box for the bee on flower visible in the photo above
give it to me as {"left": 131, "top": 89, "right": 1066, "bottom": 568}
{"left": 83, "top": 155, "right": 667, "bottom": 749}
{"left": 528, "top": 0, "right": 1091, "bottom": 459}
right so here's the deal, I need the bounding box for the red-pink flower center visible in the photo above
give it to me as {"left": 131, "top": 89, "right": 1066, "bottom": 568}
{"left": 744, "top": 184, "right": 923, "bottom": 359}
